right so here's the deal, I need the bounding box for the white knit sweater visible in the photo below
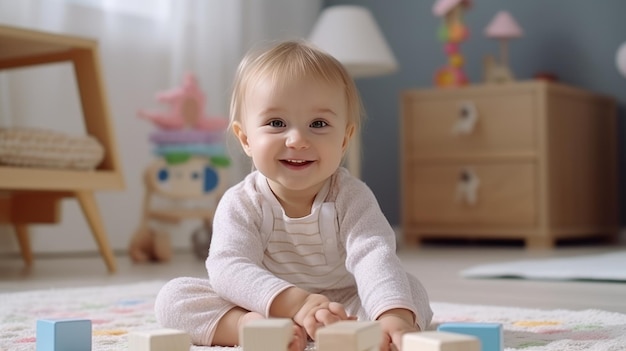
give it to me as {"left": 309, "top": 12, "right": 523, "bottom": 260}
{"left": 206, "top": 167, "right": 432, "bottom": 330}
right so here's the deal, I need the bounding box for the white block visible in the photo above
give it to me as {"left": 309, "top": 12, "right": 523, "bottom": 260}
{"left": 403, "top": 331, "right": 480, "bottom": 351}
{"left": 128, "top": 328, "right": 190, "bottom": 351}
{"left": 316, "top": 321, "right": 381, "bottom": 351}
{"left": 240, "top": 318, "right": 293, "bottom": 351}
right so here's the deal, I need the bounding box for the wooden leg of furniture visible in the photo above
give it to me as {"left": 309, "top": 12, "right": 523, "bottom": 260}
{"left": 13, "top": 223, "right": 33, "bottom": 266}
{"left": 404, "top": 233, "right": 422, "bottom": 248}
{"left": 4, "top": 192, "right": 65, "bottom": 267}
{"left": 75, "top": 190, "right": 117, "bottom": 273}
{"left": 525, "top": 236, "right": 554, "bottom": 250}
{"left": 601, "top": 232, "right": 620, "bottom": 245}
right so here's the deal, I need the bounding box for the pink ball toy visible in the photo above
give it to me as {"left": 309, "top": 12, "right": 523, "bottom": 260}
{"left": 445, "top": 43, "right": 459, "bottom": 55}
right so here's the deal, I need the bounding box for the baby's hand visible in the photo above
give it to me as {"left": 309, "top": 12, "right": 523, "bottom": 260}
{"left": 377, "top": 309, "right": 417, "bottom": 351}
{"left": 292, "top": 294, "right": 352, "bottom": 339}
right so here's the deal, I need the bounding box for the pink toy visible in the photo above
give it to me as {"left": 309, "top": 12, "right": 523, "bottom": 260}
{"left": 138, "top": 74, "right": 228, "bottom": 131}
{"left": 132, "top": 74, "right": 231, "bottom": 263}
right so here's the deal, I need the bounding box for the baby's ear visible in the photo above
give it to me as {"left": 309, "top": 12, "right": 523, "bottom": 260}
{"left": 342, "top": 123, "right": 356, "bottom": 153}
{"left": 232, "top": 121, "right": 252, "bottom": 156}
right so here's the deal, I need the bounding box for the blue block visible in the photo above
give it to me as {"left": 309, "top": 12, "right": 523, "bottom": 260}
{"left": 36, "top": 319, "right": 92, "bottom": 351}
{"left": 437, "top": 322, "right": 502, "bottom": 351}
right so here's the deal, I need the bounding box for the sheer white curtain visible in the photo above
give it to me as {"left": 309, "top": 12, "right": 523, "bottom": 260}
{"left": 0, "top": 0, "right": 321, "bottom": 254}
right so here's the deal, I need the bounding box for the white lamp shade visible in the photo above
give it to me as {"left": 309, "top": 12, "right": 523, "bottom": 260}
{"left": 617, "top": 41, "right": 626, "bottom": 78}
{"left": 308, "top": 5, "right": 398, "bottom": 78}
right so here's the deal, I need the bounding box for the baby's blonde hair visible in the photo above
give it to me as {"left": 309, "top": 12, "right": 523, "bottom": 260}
{"left": 229, "top": 40, "right": 364, "bottom": 132}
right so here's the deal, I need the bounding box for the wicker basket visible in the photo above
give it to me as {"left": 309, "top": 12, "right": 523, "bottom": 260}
{"left": 0, "top": 127, "right": 105, "bottom": 170}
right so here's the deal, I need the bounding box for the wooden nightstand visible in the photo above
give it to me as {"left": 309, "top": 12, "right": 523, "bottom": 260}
{"left": 0, "top": 25, "right": 124, "bottom": 271}
{"left": 401, "top": 81, "right": 618, "bottom": 249}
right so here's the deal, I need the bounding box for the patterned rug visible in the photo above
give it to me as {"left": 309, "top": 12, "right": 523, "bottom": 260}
{"left": 1, "top": 281, "right": 625, "bottom": 351}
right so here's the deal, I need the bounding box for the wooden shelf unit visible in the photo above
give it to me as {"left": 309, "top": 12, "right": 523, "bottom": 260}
{"left": 401, "top": 81, "right": 618, "bottom": 249}
{"left": 0, "top": 24, "right": 124, "bottom": 272}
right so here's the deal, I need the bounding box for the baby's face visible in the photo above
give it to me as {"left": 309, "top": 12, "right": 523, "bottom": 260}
{"left": 234, "top": 75, "right": 354, "bottom": 199}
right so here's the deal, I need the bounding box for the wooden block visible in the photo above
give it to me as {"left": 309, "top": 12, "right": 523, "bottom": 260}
{"left": 128, "top": 329, "right": 190, "bottom": 351}
{"left": 316, "top": 321, "right": 381, "bottom": 351}
{"left": 437, "top": 323, "right": 502, "bottom": 351}
{"left": 240, "top": 318, "right": 293, "bottom": 351}
{"left": 403, "top": 331, "right": 480, "bottom": 351}
{"left": 36, "top": 319, "right": 92, "bottom": 351}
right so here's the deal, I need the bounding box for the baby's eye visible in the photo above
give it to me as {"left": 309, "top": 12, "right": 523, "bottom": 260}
{"left": 267, "top": 119, "right": 286, "bottom": 128}
{"left": 310, "top": 120, "right": 328, "bottom": 128}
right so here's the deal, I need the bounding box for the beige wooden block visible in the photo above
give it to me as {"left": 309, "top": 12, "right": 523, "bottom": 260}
{"left": 240, "top": 318, "right": 293, "bottom": 351}
{"left": 402, "top": 331, "right": 480, "bottom": 351}
{"left": 128, "top": 328, "right": 190, "bottom": 351}
{"left": 316, "top": 321, "right": 381, "bottom": 351}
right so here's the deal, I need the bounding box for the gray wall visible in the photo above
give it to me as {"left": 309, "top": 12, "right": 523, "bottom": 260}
{"left": 324, "top": 0, "right": 626, "bottom": 226}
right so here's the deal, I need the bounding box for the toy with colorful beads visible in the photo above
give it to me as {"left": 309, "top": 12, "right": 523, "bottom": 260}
{"left": 432, "top": 0, "right": 471, "bottom": 87}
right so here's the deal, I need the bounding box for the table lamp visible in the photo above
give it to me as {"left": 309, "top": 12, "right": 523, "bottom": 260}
{"left": 484, "top": 10, "right": 523, "bottom": 83}
{"left": 617, "top": 41, "right": 626, "bottom": 79}
{"left": 309, "top": 5, "right": 398, "bottom": 178}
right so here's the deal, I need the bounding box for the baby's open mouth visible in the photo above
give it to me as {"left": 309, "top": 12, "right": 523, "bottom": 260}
{"left": 281, "top": 159, "right": 313, "bottom": 167}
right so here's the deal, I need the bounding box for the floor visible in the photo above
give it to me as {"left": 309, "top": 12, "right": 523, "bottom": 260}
{"left": 1, "top": 242, "right": 626, "bottom": 314}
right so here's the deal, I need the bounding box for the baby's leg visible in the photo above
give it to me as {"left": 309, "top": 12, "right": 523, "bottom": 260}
{"left": 213, "top": 307, "right": 307, "bottom": 351}
{"left": 212, "top": 307, "right": 262, "bottom": 346}
{"left": 154, "top": 277, "right": 235, "bottom": 345}
{"left": 213, "top": 308, "right": 307, "bottom": 351}
{"left": 155, "top": 277, "right": 306, "bottom": 350}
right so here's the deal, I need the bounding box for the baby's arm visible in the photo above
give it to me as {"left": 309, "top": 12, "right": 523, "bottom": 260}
{"left": 334, "top": 171, "right": 432, "bottom": 342}
{"left": 269, "top": 287, "right": 351, "bottom": 339}
{"left": 377, "top": 308, "right": 418, "bottom": 351}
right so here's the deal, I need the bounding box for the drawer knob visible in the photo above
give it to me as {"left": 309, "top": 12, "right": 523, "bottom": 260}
{"left": 452, "top": 101, "right": 478, "bottom": 135}
{"left": 456, "top": 168, "right": 480, "bottom": 206}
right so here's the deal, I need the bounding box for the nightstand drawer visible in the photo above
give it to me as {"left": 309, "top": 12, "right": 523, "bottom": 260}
{"left": 405, "top": 162, "right": 537, "bottom": 226}
{"left": 402, "top": 82, "right": 617, "bottom": 248}
{"left": 404, "top": 92, "right": 536, "bottom": 158}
